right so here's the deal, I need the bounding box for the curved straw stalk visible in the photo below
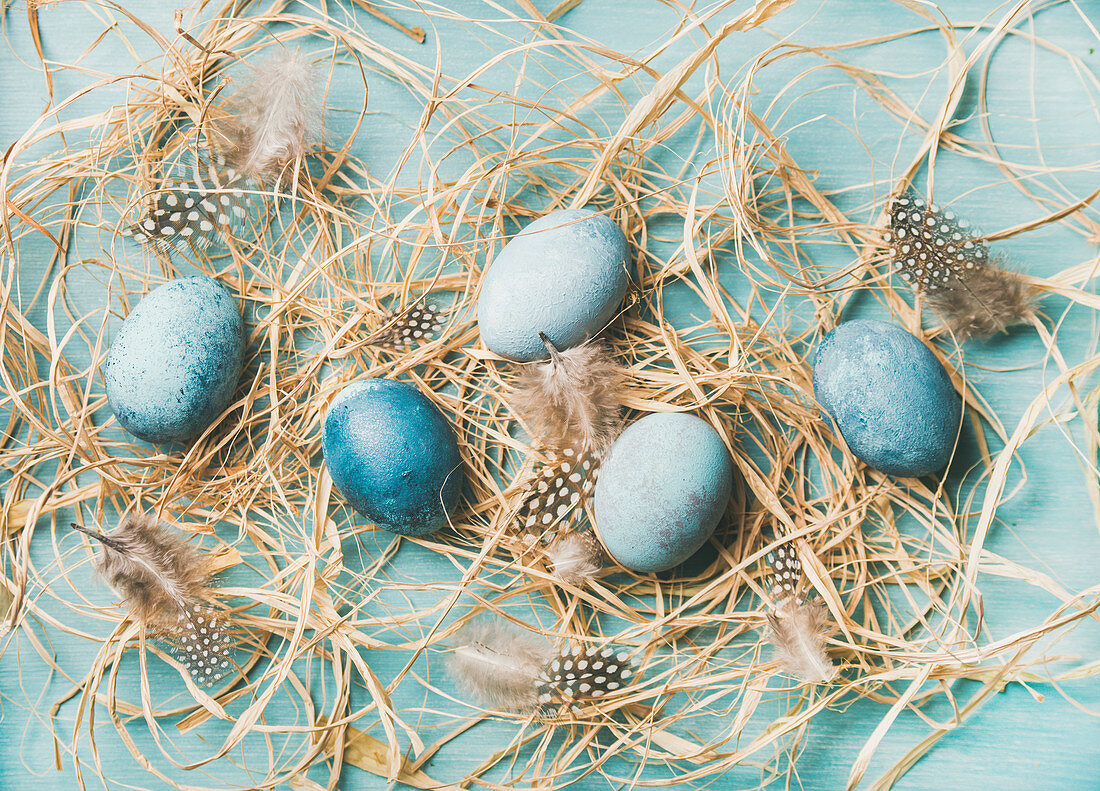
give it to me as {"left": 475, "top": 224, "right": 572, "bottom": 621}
{"left": 0, "top": 1, "right": 1098, "bottom": 790}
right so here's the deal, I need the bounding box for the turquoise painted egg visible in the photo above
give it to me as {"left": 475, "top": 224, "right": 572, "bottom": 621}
{"left": 813, "top": 319, "right": 961, "bottom": 477}
{"left": 593, "top": 412, "right": 733, "bottom": 573}
{"left": 105, "top": 276, "right": 244, "bottom": 443}
{"left": 322, "top": 379, "right": 463, "bottom": 537}
{"left": 476, "top": 208, "right": 630, "bottom": 361}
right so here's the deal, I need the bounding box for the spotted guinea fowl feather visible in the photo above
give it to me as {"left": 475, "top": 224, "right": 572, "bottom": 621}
{"left": 447, "top": 617, "right": 638, "bottom": 713}
{"left": 886, "top": 192, "right": 1038, "bottom": 339}
{"left": 514, "top": 446, "right": 596, "bottom": 534}
{"left": 73, "top": 514, "right": 236, "bottom": 686}
{"left": 762, "top": 539, "right": 837, "bottom": 684}
{"left": 368, "top": 302, "right": 444, "bottom": 350}
{"left": 121, "top": 152, "right": 249, "bottom": 258}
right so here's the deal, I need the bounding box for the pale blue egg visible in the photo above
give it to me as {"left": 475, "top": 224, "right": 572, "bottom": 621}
{"left": 322, "top": 379, "right": 463, "bottom": 537}
{"left": 105, "top": 277, "right": 244, "bottom": 443}
{"left": 593, "top": 412, "right": 733, "bottom": 573}
{"left": 477, "top": 208, "right": 630, "bottom": 361}
{"left": 813, "top": 319, "right": 961, "bottom": 477}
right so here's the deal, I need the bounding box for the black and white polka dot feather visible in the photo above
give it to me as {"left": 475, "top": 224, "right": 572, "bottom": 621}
{"left": 515, "top": 445, "right": 597, "bottom": 535}
{"left": 886, "top": 193, "right": 988, "bottom": 292}
{"left": 121, "top": 154, "right": 249, "bottom": 257}
{"left": 370, "top": 303, "right": 443, "bottom": 349}
{"left": 767, "top": 542, "right": 801, "bottom": 601}
{"left": 169, "top": 605, "right": 235, "bottom": 686}
{"left": 536, "top": 644, "right": 636, "bottom": 710}
{"left": 885, "top": 192, "right": 1037, "bottom": 339}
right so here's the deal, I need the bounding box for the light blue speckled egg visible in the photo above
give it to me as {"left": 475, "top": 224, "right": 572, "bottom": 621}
{"left": 105, "top": 277, "right": 244, "bottom": 443}
{"left": 813, "top": 319, "right": 961, "bottom": 477}
{"left": 476, "top": 208, "right": 630, "bottom": 361}
{"left": 593, "top": 412, "right": 734, "bottom": 573}
{"left": 322, "top": 379, "right": 464, "bottom": 537}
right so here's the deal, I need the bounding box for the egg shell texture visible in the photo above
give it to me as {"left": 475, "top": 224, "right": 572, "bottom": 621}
{"left": 593, "top": 412, "right": 733, "bottom": 573}
{"left": 322, "top": 379, "right": 463, "bottom": 537}
{"left": 476, "top": 208, "right": 630, "bottom": 361}
{"left": 105, "top": 276, "right": 244, "bottom": 443}
{"left": 813, "top": 319, "right": 961, "bottom": 477}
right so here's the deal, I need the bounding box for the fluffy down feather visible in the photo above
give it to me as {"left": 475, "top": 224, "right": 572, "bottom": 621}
{"left": 447, "top": 618, "right": 554, "bottom": 710}
{"left": 924, "top": 263, "right": 1036, "bottom": 340}
{"left": 73, "top": 513, "right": 208, "bottom": 626}
{"left": 222, "top": 48, "right": 322, "bottom": 181}
{"left": 510, "top": 334, "right": 625, "bottom": 457}
{"left": 545, "top": 531, "right": 602, "bottom": 585}
{"left": 764, "top": 597, "right": 836, "bottom": 684}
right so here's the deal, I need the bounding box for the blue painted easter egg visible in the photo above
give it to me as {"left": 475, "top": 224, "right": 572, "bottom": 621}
{"left": 813, "top": 319, "right": 961, "bottom": 477}
{"left": 593, "top": 412, "right": 733, "bottom": 573}
{"left": 105, "top": 276, "right": 244, "bottom": 443}
{"left": 477, "top": 208, "right": 630, "bottom": 361}
{"left": 322, "top": 379, "right": 463, "bottom": 537}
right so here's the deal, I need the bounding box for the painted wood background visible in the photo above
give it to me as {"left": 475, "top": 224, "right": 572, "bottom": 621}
{"left": 1, "top": 1, "right": 1098, "bottom": 789}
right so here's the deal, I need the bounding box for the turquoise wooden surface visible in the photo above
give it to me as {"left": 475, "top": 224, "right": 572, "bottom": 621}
{"left": 2, "top": 1, "right": 1100, "bottom": 789}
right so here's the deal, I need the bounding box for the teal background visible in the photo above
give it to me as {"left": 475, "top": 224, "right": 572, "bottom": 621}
{"left": 2, "top": 1, "right": 1100, "bottom": 789}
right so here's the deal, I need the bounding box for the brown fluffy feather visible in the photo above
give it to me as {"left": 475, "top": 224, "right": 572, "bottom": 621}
{"left": 73, "top": 514, "right": 235, "bottom": 685}
{"left": 74, "top": 513, "right": 208, "bottom": 626}
{"left": 765, "top": 597, "right": 836, "bottom": 684}
{"left": 447, "top": 618, "right": 554, "bottom": 710}
{"left": 510, "top": 334, "right": 625, "bottom": 457}
{"left": 924, "top": 262, "right": 1037, "bottom": 340}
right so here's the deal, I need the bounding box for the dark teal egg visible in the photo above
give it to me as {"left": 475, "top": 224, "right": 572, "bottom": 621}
{"left": 105, "top": 277, "right": 244, "bottom": 443}
{"left": 593, "top": 412, "right": 733, "bottom": 573}
{"left": 477, "top": 208, "right": 630, "bottom": 361}
{"left": 813, "top": 319, "right": 961, "bottom": 477}
{"left": 322, "top": 379, "right": 463, "bottom": 537}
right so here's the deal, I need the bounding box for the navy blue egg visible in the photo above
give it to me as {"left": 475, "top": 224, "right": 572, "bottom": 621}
{"left": 593, "top": 412, "right": 734, "bottom": 573}
{"left": 105, "top": 277, "right": 244, "bottom": 443}
{"left": 322, "top": 379, "right": 463, "bottom": 537}
{"left": 477, "top": 208, "right": 630, "bottom": 361}
{"left": 813, "top": 319, "right": 961, "bottom": 477}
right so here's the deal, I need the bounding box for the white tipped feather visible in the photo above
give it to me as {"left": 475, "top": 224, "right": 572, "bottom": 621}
{"left": 224, "top": 49, "right": 322, "bottom": 180}
{"left": 447, "top": 619, "right": 553, "bottom": 710}
{"left": 765, "top": 597, "right": 836, "bottom": 684}
{"left": 545, "top": 532, "right": 601, "bottom": 585}
{"left": 510, "top": 334, "right": 625, "bottom": 457}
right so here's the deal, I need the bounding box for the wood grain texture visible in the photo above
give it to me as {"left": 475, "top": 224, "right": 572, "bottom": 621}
{"left": 1, "top": 1, "right": 1098, "bottom": 789}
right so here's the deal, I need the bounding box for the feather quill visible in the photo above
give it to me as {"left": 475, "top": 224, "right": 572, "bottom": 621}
{"left": 73, "top": 514, "right": 235, "bottom": 685}
{"left": 886, "top": 192, "right": 1038, "bottom": 339}
{"left": 221, "top": 48, "right": 322, "bottom": 182}
{"left": 762, "top": 541, "right": 837, "bottom": 684}
{"left": 510, "top": 334, "right": 625, "bottom": 458}
{"left": 447, "top": 617, "right": 637, "bottom": 713}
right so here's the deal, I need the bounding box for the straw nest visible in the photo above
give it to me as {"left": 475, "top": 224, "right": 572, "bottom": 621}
{"left": 1, "top": 1, "right": 1098, "bottom": 789}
